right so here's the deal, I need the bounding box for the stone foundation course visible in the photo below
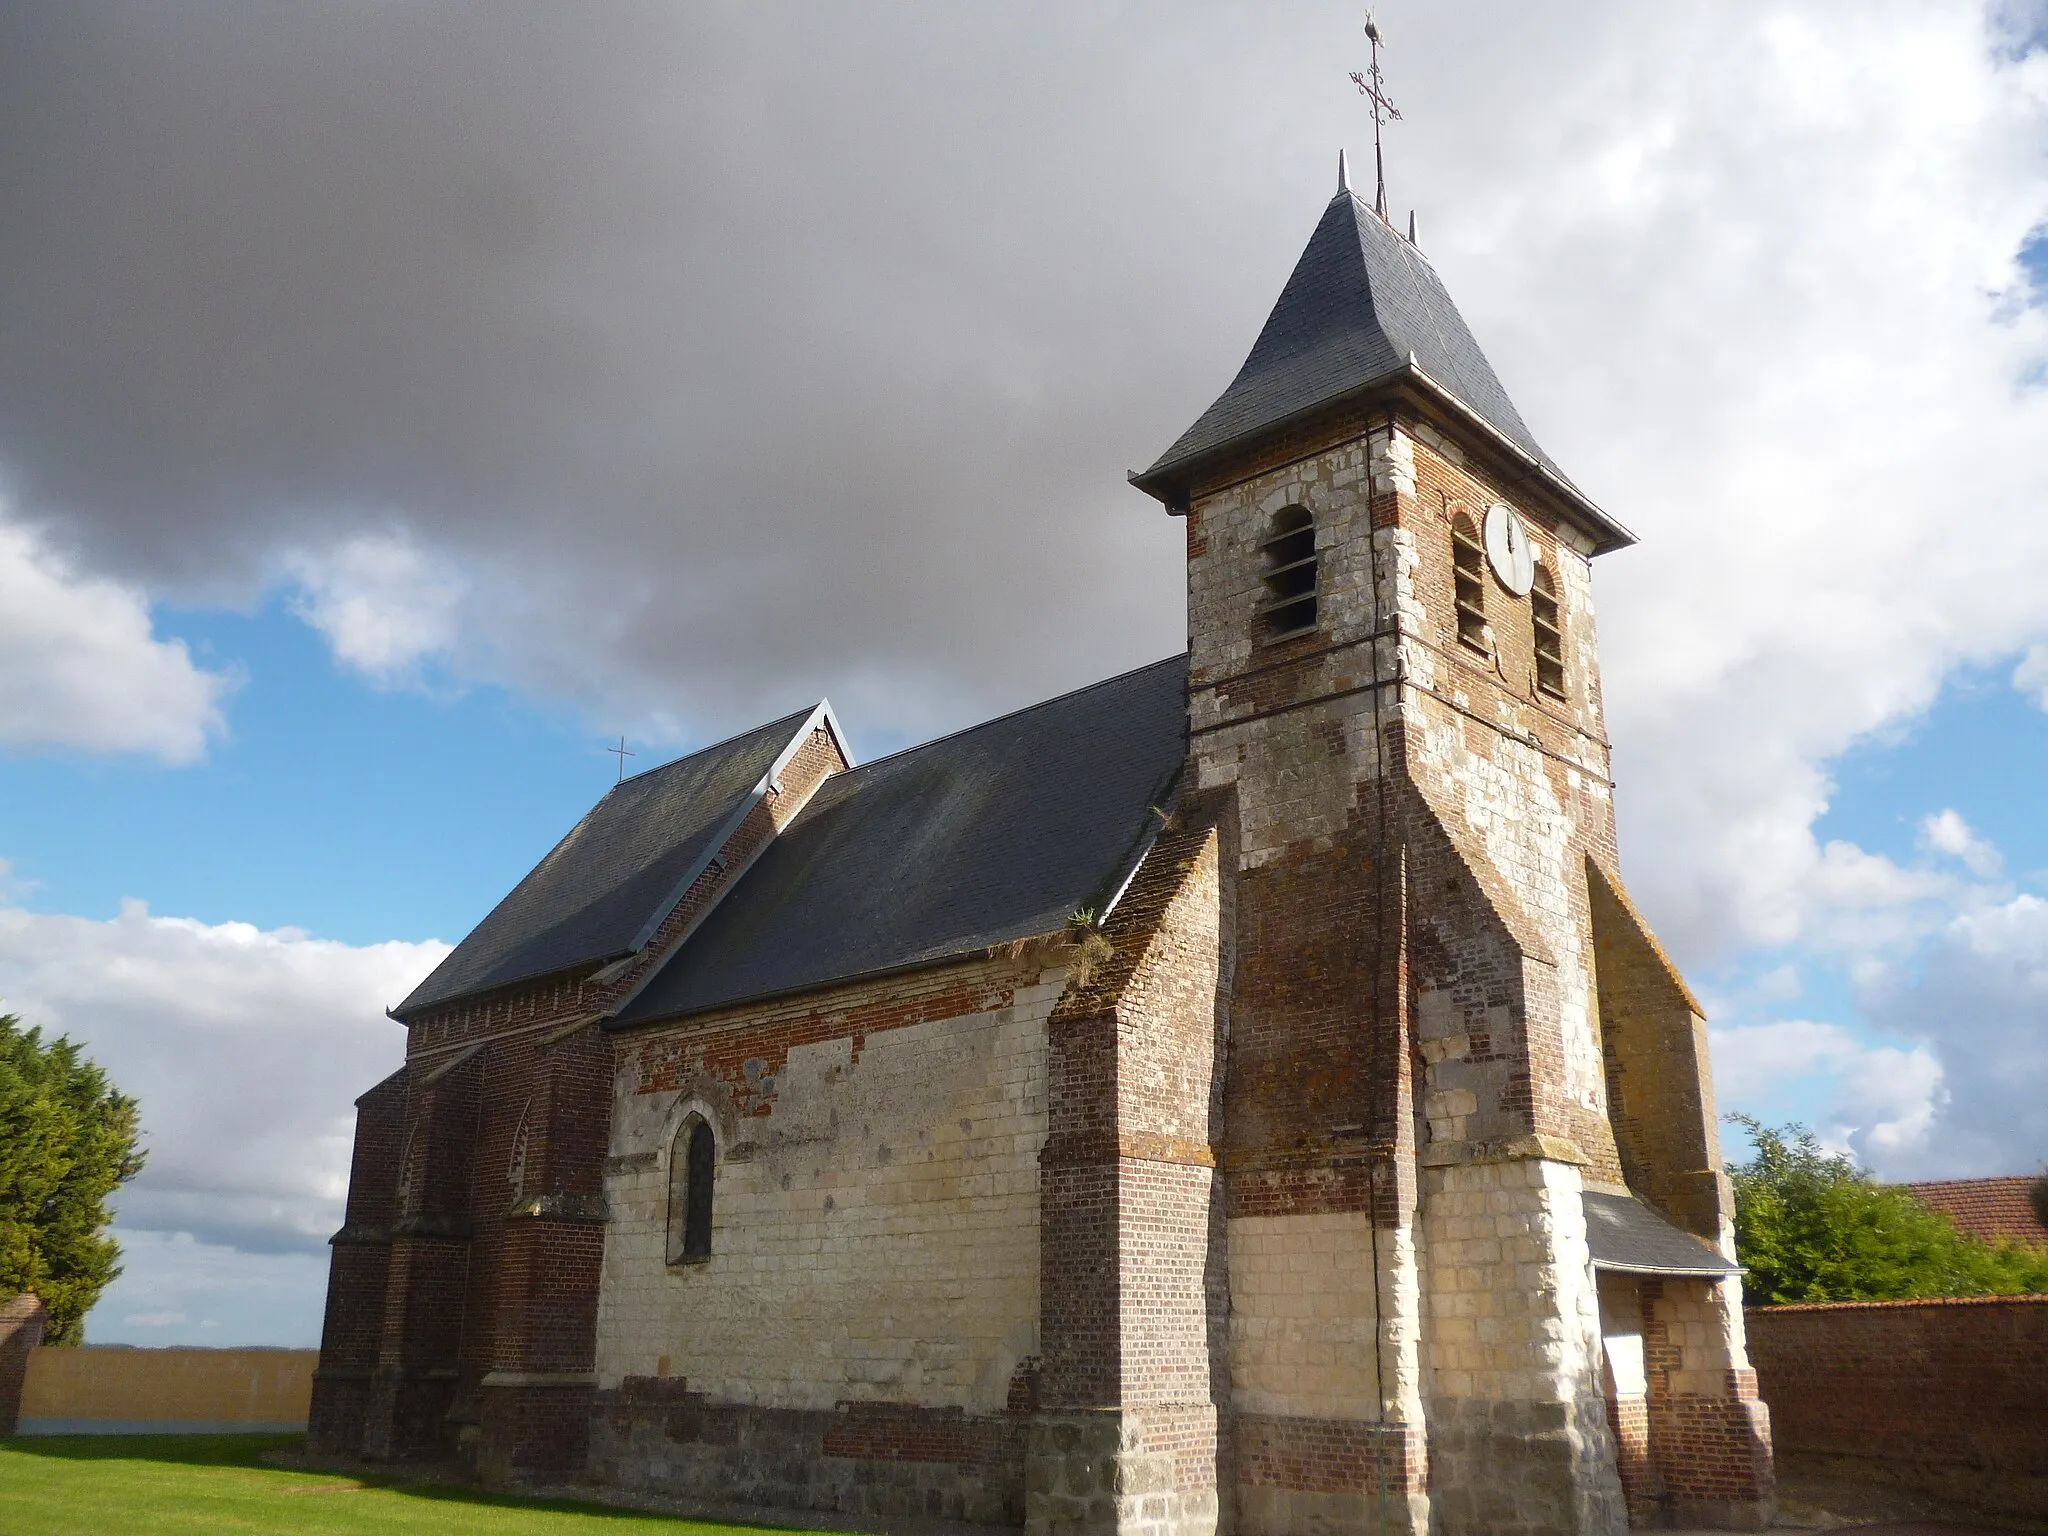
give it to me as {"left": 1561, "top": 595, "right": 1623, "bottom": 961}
{"left": 591, "top": 1378, "right": 1026, "bottom": 1526}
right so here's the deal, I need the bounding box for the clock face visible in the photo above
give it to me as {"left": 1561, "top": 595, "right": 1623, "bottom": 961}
{"left": 1484, "top": 502, "right": 1535, "bottom": 597}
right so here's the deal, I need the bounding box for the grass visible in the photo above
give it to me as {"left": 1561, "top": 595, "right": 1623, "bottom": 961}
{"left": 0, "top": 1434, "right": 812, "bottom": 1536}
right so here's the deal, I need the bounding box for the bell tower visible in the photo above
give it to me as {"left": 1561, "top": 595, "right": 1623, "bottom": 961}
{"left": 1129, "top": 174, "right": 1774, "bottom": 1536}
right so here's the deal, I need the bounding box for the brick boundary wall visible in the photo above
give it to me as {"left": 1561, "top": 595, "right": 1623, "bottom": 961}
{"left": 0, "top": 1294, "right": 48, "bottom": 1435}
{"left": 1746, "top": 1296, "right": 2048, "bottom": 1521}
{"left": 16, "top": 1345, "right": 316, "bottom": 1432}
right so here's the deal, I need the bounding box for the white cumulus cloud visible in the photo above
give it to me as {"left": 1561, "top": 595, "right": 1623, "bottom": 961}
{"left": 1472, "top": 5, "right": 2048, "bottom": 966}
{"left": 0, "top": 894, "right": 445, "bottom": 1341}
{"left": 1712, "top": 1018, "right": 1948, "bottom": 1167}
{"left": 1858, "top": 890, "right": 2048, "bottom": 1177}
{"left": 284, "top": 531, "right": 469, "bottom": 685}
{"left": 1918, "top": 808, "right": 2005, "bottom": 879}
{"left": 0, "top": 516, "right": 231, "bottom": 762}
{"left": 2016, "top": 645, "right": 2048, "bottom": 711}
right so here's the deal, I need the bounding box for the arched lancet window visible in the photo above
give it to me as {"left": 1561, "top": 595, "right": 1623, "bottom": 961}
{"left": 1451, "top": 513, "right": 1488, "bottom": 652}
{"left": 1531, "top": 563, "right": 1565, "bottom": 698}
{"left": 1258, "top": 505, "right": 1317, "bottom": 640}
{"left": 667, "top": 1115, "right": 716, "bottom": 1264}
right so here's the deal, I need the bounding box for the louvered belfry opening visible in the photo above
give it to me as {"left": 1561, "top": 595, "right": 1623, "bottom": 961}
{"left": 1531, "top": 564, "right": 1565, "bottom": 697}
{"left": 1259, "top": 505, "right": 1318, "bottom": 640}
{"left": 1452, "top": 513, "right": 1488, "bottom": 651}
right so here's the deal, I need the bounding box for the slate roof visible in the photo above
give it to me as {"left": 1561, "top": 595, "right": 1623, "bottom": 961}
{"left": 1906, "top": 1177, "right": 2048, "bottom": 1249}
{"left": 396, "top": 707, "right": 825, "bottom": 1017}
{"left": 1584, "top": 1192, "right": 1742, "bottom": 1277}
{"left": 1130, "top": 188, "right": 1630, "bottom": 551}
{"left": 612, "top": 655, "right": 1188, "bottom": 1027}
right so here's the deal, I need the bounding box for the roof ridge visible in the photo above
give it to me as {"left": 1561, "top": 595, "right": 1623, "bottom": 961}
{"left": 831, "top": 654, "right": 1187, "bottom": 782}
{"left": 610, "top": 703, "right": 820, "bottom": 791}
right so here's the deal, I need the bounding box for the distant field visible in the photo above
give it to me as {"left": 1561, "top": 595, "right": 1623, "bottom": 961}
{"left": 0, "top": 1434, "right": 804, "bottom": 1536}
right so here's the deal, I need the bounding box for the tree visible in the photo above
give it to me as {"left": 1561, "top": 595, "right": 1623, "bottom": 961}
{"left": 1729, "top": 1116, "right": 2048, "bottom": 1306}
{"left": 0, "top": 1015, "right": 145, "bottom": 1343}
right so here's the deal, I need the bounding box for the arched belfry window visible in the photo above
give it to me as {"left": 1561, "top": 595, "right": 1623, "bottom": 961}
{"left": 667, "top": 1115, "right": 716, "bottom": 1264}
{"left": 1531, "top": 563, "right": 1565, "bottom": 698}
{"left": 1451, "top": 513, "right": 1488, "bottom": 652}
{"left": 1259, "top": 506, "right": 1317, "bottom": 640}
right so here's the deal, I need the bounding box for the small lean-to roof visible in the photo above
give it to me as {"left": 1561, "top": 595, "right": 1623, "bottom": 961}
{"left": 1584, "top": 1192, "right": 1741, "bottom": 1278}
{"left": 611, "top": 655, "right": 1188, "bottom": 1027}
{"left": 1131, "top": 186, "right": 1631, "bottom": 552}
{"left": 396, "top": 706, "right": 827, "bottom": 1018}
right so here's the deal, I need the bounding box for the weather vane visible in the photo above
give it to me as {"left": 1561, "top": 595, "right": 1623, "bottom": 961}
{"left": 1349, "top": 11, "right": 1402, "bottom": 220}
{"left": 606, "top": 735, "right": 636, "bottom": 783}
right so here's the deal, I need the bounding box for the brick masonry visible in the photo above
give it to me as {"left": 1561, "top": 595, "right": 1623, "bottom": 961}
{"left": 313, "top": 386, "right": 1766, "bottom": 1535}
{"left": 1747, "top": 1295, "right": 2048, "bottom": 1521}
{"left": 1181, "top": 403, "right": 1770, "bottom": 1535}
{"left": 1032, "top": 807, "right": 1232, "bottom": 1536}
{"left": 0, "top": 1293, "right": 48, "bottom": 1436}
{"left": 310, "top": 726, "right": 851, "bottom": 1479}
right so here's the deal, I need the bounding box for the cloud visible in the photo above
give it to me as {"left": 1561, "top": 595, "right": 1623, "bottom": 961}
{"left": 0, "top": 5, "right": 2046, "bottom": 1206}
{"left": 1858, "top": 890, "right": 2048, "bottom": 1177}
{"left": 0, "top": 2, "right": 2041, "bottom": 941}
{"left": 0, "top": 896, "right": 443, "bottom": 1260}
{"left": 90, "top": 1231, "right": 330, "bottom": 1347}
{"left": 1918, "top": 808, "right": 2005, "bottom": 879}
{"left": 284, "top": 531, "right": 468, "bottom": 684}
{"left": 2017, "top": 644, "right": 2048, "bottom": 709}
{"left": 1509, "top": 6, "right": 2048, "bottom": 965}
{"left": 1712, "top": 1018, "right": 1947, "bottom": 1168}
{"left": 0, "top": 516, "right": 232, "bottom": 762}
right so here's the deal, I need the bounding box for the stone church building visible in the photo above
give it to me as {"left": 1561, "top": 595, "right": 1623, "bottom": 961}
{"left": 312, "top": 169, "right": 1775, "bottom": 1535}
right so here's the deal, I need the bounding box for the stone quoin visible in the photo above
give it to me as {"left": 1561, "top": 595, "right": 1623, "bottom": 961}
{"left": 311, "top": 168, "right": 1774, "bottom": 1536}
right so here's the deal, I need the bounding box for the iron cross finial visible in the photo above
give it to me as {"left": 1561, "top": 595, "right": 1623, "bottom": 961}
{"left": 1349, "top": 10, "right": 1403, "bottom": 220}
{"left": 606, "top": 735, "right": 636, "bottom": 783}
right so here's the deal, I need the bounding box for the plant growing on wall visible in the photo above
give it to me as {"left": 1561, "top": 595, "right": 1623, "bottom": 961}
{"left": 1729, "top": 1116, "right": 2048, "bottom": 1305}
{"left": 0, "top": 1015, "right": 145, "bottom": 1344}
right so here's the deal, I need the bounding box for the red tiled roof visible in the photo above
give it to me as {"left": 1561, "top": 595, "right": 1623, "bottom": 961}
{"left": 1904, "top": 1177, "right": 2048, "bottom": 1249}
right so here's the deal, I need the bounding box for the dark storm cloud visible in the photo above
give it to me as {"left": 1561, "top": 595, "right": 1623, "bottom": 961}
{"left": 0, "top": 2, "right": 1385, "bottom": 740}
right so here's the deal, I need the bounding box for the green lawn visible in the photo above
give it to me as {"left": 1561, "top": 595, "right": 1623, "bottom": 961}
{"left": 0, "top": 1435, "right": 809, "bottom": 1536}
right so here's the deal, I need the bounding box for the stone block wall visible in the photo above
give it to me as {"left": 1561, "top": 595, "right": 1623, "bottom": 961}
{"left": 1420, "top": 1158, "right": 1626, "bottom": 1536}
{"left": 1184, "top": 427, "right": 1429, "bottom": 1536}
{"left": 1747, "top": 1295, "right": 2048, "bottom": 1521}
{"left": 1178, "top": 404, "right": 1768, "bottom": 1535}
{"left": 594, "top": 954, "right": 1059, "bottom": 1520}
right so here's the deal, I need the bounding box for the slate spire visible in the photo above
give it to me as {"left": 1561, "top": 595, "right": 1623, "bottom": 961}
{"left": 1129, "top": 187, "right": 1628, "bottom": 549}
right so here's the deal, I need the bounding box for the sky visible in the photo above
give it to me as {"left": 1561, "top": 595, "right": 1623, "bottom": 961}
{"left": 0, "top": 0, "right": 2045, "bottom": 1346}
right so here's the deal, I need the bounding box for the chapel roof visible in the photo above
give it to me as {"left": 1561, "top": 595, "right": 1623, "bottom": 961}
{"left": 610, "top": 653, "right": 1188, "bottom": 1027}
{"left": 395, "top": 705, "right": 827, "bottom": 1018}
{"left": 1129, "top": 185, "right": 1630, "bottom": 551}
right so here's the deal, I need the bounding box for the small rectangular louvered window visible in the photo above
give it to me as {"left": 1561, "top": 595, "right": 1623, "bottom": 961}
{"left": 1451, "top": 515, "right": 1488, "bottom": 652}
{"left": 1532, "top": 565, "right": 1565, "bottom": 698}
{"left": 1258, "top": 506, "right": 1318, "bottom": 641}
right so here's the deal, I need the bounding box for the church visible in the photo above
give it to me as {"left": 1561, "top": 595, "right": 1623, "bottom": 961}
{"left": 310, "top": 161, "right": 1776, "bottom": 1536}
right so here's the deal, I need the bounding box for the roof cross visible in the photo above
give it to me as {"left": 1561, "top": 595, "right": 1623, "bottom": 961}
{"left": 607, "top": 735, "right": 636, "bottom": 783}
{"left": 1348, "top": 11, "right": 1402, "bottom": 220}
